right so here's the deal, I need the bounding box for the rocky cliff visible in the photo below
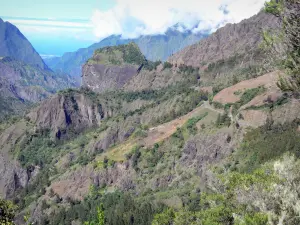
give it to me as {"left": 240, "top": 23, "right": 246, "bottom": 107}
{"left": 82, "top": 43, "right": 146, "bottom": 93}
{"left": 27, "top": 90, "right": 108, "bottom": 139}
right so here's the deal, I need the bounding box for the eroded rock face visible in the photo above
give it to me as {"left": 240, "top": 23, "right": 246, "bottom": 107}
{"left": 50, "top": 163, "right": 136, "bottom": 200}
{"left": 168, "top": 12, "right": 280, "bottom": 68}
{"left": 0, "top": 121, "right": 39, "bottom": 199}
{"left": 272, "top": 99, "right": 300, "bottom": 124}
{"left": 27, "top": 92, "right": 106, "bottom": 139}
{"left": 82, "top": 64, "right": 138, "bottom": 93}
{"left": 0, "top": 156, "right": 28, "bottom": 198}
{"left": 94, "top": 120, "right": 137, "bottom": 152}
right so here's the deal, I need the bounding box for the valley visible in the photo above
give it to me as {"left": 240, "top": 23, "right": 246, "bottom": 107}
{"left": 0, "top": 0, "right": 300, "bottom": 224}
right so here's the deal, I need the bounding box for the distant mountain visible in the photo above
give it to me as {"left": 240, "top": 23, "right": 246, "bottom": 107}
{"left": 0, "top": 57, "right": 75, "bottom": 119}
{"left": 44, "top": 27, "right": 208, "bottom": 78}
{"left": 0, "top": 18, "right": 77, "bottom": 119}
{"left": 0, "top": 18, "right": 48, "bottom": 70}
{"left": 136, "top": 27, "right": 206, "bottom": 61}
{"left": 3, "top": 6, "right": 300, "bottom": 225}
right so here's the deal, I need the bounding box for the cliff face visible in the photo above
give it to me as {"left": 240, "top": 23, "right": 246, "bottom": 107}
{"left": 0, "top": 121, "right": 38, "bottom": 199}
{"left": 168, "top": 12, "right": 280, "bottom": 68}
{"left": 82, "top": 43, "right": 144, "bottom": 93}
{"left": 27, "top": 91, "right": 108, "bottom": 139}
{"left": 82, "top": 64, "right": 139, "bottom": 93}
{"left": 0, "top": 18, "right": 48, "bottom": 70}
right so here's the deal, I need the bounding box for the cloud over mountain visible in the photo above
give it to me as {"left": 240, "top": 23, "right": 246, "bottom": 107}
{"left": 91, "top": 0, "right": 266, "bottom": 39}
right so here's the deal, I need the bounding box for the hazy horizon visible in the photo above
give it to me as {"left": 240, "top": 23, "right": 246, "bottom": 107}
{"left": 1, "top": 0, "right": 267, "bottom": 56}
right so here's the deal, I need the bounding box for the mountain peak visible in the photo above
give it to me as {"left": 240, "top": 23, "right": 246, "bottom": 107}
{"left": 0, "top": 18, "right": 48, "bottom": 70}
{"left": 88, "top": 42, "right": 145, "bottom": 66}
{"left": 82, "top": 42, "right": 148, "bottom": 93}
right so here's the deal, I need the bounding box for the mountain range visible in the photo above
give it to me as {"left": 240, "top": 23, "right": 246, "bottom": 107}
{"left": 44, "top": 27, "right": 208, "bottom": 79}
{"left": 0, "top": 3, "right": 300, "bottom": 225}
{"left": 0, "top": 18, "right": 76, "bottom": 119}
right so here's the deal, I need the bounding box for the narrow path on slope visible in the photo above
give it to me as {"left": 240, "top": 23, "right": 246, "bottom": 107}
{"left": 142, "top": 102, "right": 222, "bottom": 147}
{"left": 100, "top": 102, "right": 222, "bottom": 161}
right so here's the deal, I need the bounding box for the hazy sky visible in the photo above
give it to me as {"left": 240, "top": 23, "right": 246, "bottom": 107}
{"left": 0, "top": 0, "right": 266, "bottom": 56}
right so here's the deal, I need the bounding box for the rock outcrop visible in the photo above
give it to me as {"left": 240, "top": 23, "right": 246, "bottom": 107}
{"left": 27, "top": 91, "right": 107, "bottom": 139}
{"left": 82, "top": 43, "right": 145, "bottom": 93}
{"left": 0, "top": 121, "right": 39, "bottom": 198}
{"left": 82, "top": 43, "right": 188, "bottom": 93}
{"left": 82, "top": 64, "right": 138, "bottom": 93}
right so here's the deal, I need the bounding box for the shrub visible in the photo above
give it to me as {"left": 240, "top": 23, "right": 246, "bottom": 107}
{"left": 163, "top": 62, "right": 173, "bottom": 70}
{"left": 235, "top": 120, "right": 300, "bottom": 172}
{"left": 0, "top": 199, "right": 17, "bottom": 225}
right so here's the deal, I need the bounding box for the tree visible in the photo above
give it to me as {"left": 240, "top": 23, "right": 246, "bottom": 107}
{"left": 84, "top": 204, "right": 105, "bottom": 225}
{"left": 0, "top": 199, "right": 17, "bottom": 225}
{"left": 264, "top": 0, "right": 300, "bottom": 92}
{"left": 152, "top": 208, "right": 175, "bottom": 225}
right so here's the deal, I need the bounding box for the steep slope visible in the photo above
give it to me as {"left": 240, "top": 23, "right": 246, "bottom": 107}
{"left": 0, "top": 18, "right": 48, "bottom": 70}
{"left": 168, "top": 12, "right": 280, "bottom": 69}
{"left": 135, "top": 28, "right": 207, "bottom": 61}
{"left": 44, "top": 35, "right": 129, "bottom": 79}
{"left": 82, "top": 43, "right": 199, "bottom": 93}
{"left": 82, "top": 43, "right": 145, "bottom": 93}
{"left": 0, "top": 19, "right": 77, "bottom": 119}
{"left": 27, "top": 90, "right": 108, "bottom": 140}
{"left": 4, "top": 69, "right": 300, "bottom": 225}
{"left": 2, "top": 5, "right": 300, "bottom": 225}
{"left": 0, "top": 57, "right": 75, "bottom": 119}
{"left": 44, "top": 28, "right": 207, "bottom": 78}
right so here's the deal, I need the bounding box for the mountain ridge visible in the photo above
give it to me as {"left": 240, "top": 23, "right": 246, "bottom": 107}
{"left": 0, "top": 19, "right": 77, "bottom": 119}
{"left": 0, "top": 18, "right": 48, "bottom": 70}
{"left": 1, "top": 3, "right": 300, "bottom": 225}
{"left": 44, "top": 27, "right": 208, "bottom": 78}
{"left": 168, "top": 11, "right": 280, "bottom": 68}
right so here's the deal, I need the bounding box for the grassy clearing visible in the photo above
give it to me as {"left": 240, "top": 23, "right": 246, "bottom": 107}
{"left": 96, "top": 139, "right": 137, "bottom": 164}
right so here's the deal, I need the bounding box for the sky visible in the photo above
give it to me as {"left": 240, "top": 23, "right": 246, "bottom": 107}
{"left": 0, "top": 0, "right": 267, "bottom": 57}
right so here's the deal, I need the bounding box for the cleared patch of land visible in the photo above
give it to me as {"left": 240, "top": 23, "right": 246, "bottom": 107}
{"left": 213, "top": 71, "right": 281, "bottom": 104}
{"left": 98, "top": 104, "right": 220, "bottom": 162}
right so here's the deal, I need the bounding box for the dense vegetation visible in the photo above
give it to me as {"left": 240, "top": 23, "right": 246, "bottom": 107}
{"left": 265, "top": 0, "right": 300, "bottom": 92}
{"left": 1, "top": 1, "right": 300, "bottom": 224}
{"left": 0, "top": 199, "right": 16, "bottom": 225}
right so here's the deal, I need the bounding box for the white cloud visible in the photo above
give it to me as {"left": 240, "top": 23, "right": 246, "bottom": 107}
{"left": 4, "top": 18, "right": 98, "bottom": 42}
{"left": 8, "top": 19, "right": 93, "bottom": 28}
{"left": 91, "top": 0, "right": 266, "bottom": 39}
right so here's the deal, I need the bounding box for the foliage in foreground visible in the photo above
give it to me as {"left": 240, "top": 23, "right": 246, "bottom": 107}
{"left": 0, "top": 199, "right": 16, "bottom": 225}
{"left": 265, "top": 0, "right": 300, "bottom": 92}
